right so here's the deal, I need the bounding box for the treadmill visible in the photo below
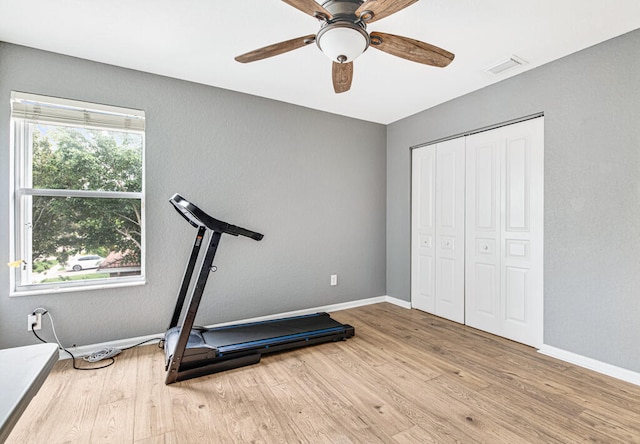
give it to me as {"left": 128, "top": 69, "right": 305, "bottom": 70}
{"left": 163, "top": 194, "right": 355, "bottom": 384}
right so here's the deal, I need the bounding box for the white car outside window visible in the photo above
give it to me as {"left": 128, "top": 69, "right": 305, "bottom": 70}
{"left": 68, "top": 255, "right": 104, "bottom": 272}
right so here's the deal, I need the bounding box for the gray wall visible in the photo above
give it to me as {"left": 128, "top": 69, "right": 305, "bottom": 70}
{"left": 387, "top": 29, "right": 640, "bottom": 372}
{"left": 0, "top": 43, "right": 387, "bottom": 349}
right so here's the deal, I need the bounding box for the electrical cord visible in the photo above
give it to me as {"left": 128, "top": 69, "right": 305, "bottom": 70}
{"left": 31, "top": 308, "right": 115, "bottom": 370}
{"left": 83, "top": 338, "right": 163, "bottom": 362}
{"left": 30, "top": 307, "right": 162, "bottom": 371}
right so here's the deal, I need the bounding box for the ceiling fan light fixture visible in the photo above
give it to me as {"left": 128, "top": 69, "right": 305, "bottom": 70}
{"left": 235, "top": 0, "right": 455, "bottom": 94}
{"left": 316, "top": 23, "right": 369, "bottom": 63}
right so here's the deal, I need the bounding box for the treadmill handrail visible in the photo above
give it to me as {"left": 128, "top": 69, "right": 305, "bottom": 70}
{"left": 170, "top": 193, "right": 264, "bottom": 241}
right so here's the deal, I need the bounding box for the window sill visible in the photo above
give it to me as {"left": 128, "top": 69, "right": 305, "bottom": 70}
{"left": 10, "top": 279, "right": 146, "bottom": 297}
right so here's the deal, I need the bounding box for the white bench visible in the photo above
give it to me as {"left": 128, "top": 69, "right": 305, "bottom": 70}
{"left": 0, "top": 343, "right": 58, "bottom": 442}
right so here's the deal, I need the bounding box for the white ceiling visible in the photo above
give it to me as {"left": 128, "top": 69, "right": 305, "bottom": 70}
{"left": 1, "top": 0, "right": 640, "bottom": 124}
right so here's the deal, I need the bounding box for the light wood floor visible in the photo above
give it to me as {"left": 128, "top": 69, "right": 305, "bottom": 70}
{"left": 7, "top": 303, "right": 640, "bottom": 443}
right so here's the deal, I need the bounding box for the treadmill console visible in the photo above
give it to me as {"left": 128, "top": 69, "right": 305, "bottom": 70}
{"left": 170, "top": 193, "right": 263, "bottom": 241}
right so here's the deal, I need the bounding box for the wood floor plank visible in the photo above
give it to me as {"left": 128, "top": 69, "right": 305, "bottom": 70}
{"left": 299, "top": 348, "right": 412, "bottom": 441}
{"left": 204, "top": 367, "right": 299, "bottom": 444}
{"left": 98, "top": 345, "right": 140, "bottom": 405}
{"left": 133, "top": 343, "right": 175, "bottom": 441}
{"left": 225, "top": 367, "right": 304, "bottom": 443}
{"left": 562, "top": 365, "right": 640, "bottom": 412}
{"left": 134, "top": 430, "right": 178, "bottom": 444}
{"left": 339, "top": 319, "right": 492, "bottom": 392}
{"left": 392, "top": 424, "right": 442, "bottom": 444}
{"left": 265, "top": 379, "right": 361, "bottom": 443}
{"left": 169, "top": 377, "right": 239, "bottom": 443}
{"left": 368, "top": 362, "right": 524, "bottom": 443}
{"left": 314, "top": 346, "right": 490, "bottom": 443}
{"left": 577, "top": 408, "right": 640, "bottom": 442}
{"left": 7, "top": 303, "right": 640, "bottom": 443}
{"left": 89, "top": 397, "right": 135, "bottom": 443}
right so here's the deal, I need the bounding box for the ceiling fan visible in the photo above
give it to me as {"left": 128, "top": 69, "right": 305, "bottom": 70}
{"left": 235, "top": 0, "right": 454, "bottom": 93}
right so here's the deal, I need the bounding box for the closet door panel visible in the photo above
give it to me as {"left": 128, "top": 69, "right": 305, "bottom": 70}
{"left": 411, "top": 146, "right": 437, "bottom": 313}
{"left": 501, "top": 118, "right": 544, "bottom": 347}
{"left": 466, "top": 117, "right": 544, "bottom": 347}
{"left": 474, "top": 262, "right": 497, "bottom": 315}
{"left": 505, "top": 136, "right": 529, "bottom": 232}
{"left": 475, "top": 145, "right": 497, "bottom": 231}
{"left": 435, "top": 137, "right": 465, "bottom": 323}
{"left": 465, "top": 133, "right": 502, "bottom": 336}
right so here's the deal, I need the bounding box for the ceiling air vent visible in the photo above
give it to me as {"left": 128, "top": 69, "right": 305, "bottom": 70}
{"left": 484, "top": 55, "right": 527, "bottom": 75}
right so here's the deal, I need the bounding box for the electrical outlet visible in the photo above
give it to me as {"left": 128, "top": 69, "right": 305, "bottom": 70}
{"left": 330, "top": 274, "right": 338, "bottom": 286}
{"left": 28, "top": 313, "right": 42, "bottom": 331}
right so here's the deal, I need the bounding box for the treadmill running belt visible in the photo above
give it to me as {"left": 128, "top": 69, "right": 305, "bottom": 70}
{"left": 202, "top": 313, "right": 346, "bottom": 352}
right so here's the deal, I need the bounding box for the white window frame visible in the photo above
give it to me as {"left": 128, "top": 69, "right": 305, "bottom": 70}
{"left": 9, "top": 91, "right": 146, "bottom": 296}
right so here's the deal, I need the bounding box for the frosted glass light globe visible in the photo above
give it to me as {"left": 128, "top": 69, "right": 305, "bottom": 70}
{"left": 317, "top": 26, "right": 368, "bottom": 63}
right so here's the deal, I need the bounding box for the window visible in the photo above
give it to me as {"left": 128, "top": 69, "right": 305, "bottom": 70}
{"left": 10, "top": 92, "right": 145, "bottom": 295}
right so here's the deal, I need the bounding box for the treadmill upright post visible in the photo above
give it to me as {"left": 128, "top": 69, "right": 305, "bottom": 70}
{"left": 168, "top": 225, "right": 206, "bottom": 329}
{"left": 165, "top": 230, "right": 222, "bottom": 385}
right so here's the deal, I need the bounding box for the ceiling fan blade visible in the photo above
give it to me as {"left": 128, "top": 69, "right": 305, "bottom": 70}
{"left": 356, "top": 0, "right": 418, "bottom": 23}
{"left": 282, "top": 0, "right": 332, "bottom": 20}
{"left": 369, "top": 32, "right": 454, "bottom": 67}
{"left": 235, "top": 35, "right": 316, "bottom": 63}
{"left": 332, "top": 61, "right": 353, "bottom": 93}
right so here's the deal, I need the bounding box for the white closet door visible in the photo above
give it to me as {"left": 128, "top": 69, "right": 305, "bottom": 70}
{"left": 411, "top": 146, "right": 437, "bottom": 313}
{"left": 500, "top": 118, "right": 544, "bottom": 346}
{"left": 465, "top": 118, "right": 544, "bottom": 347}
{"left": 434, "top": 137, "right": 466, "bottom": 323}
{"left": 464, "top": 129, "right": 502, "bottom": 335}
{"left": 411, "top": 138, "right": 466, "bottom": 323}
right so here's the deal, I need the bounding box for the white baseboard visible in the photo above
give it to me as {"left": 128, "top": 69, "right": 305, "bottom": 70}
{"left": 385, "top": 296, "right": 412, "bottom": 309}
{"left": 538, "top": 345, "right": 640, "bottom": 387}
{"left": 59, "top": 332, "right": 164, "bottom": 361}
{"left": 60, "top": 295, "right": 411, "bottom": 360}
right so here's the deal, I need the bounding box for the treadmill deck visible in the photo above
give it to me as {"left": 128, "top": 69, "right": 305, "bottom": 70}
{"left": 165, "top": 312, "right": 354, "bottom": 364}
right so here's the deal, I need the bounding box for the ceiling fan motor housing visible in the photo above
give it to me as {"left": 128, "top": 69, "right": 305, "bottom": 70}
{"left": 316, "top": 0, "right": 370, "bottom": 63}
